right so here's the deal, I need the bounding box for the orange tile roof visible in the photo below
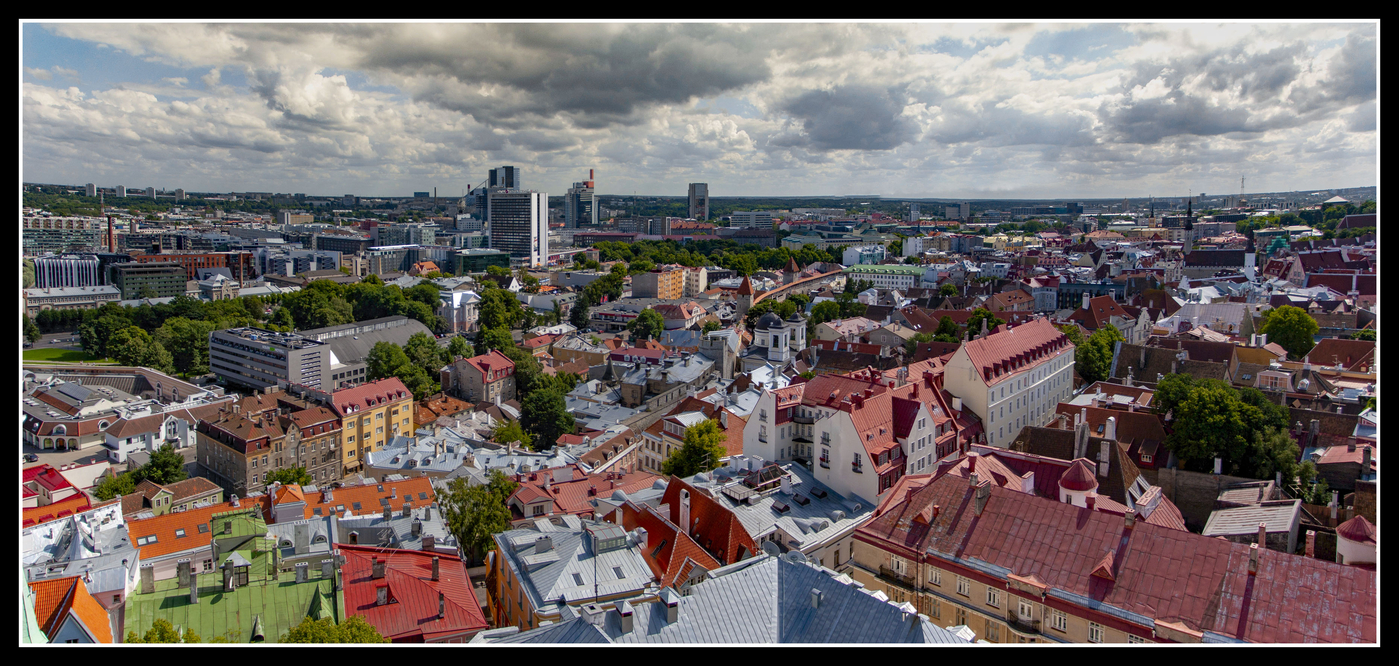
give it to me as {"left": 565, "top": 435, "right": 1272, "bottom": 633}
{"left": 126, "top": 497, "right": 272, "bottom": 559}
{"left": 660, "top": 476, "right": 757, "bottom": 566}
{"left": 22, "top": 494, "right": 93, "bottom": 528}
{"left": 29, "top": 576, "right": 113, "bottom": 643}
{"left": 294, "top": 476, "right": 437, "bottom": 521}
{"left": 618, "top": 502, "right": 721, "bottom": 588}
{"left": 331, "top": 377, "right": 413, "bottom": 417}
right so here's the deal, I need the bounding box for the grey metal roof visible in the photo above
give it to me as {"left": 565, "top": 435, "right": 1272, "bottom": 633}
{"left": 1202, "top": 501, "right": 1302, "bottom": 537}
{"left": 686, "top": 462, "right": 871, "bottom": 555}
{"left": 484, "top": 555, "right": 972, "bottom": 644}
{"left": 493, "top": 520, "right": 654, "bottom": 617}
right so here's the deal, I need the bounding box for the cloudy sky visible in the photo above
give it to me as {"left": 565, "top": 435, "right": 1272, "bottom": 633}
{"left": 22, "top": 22, "right": 1377, "bottom": 200}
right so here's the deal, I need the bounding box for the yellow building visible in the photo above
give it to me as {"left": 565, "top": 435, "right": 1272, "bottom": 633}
{"left": 330, "top": 377, "right": 415, "bottom": 476}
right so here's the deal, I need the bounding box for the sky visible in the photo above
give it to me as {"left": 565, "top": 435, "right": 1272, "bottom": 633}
{"left": 21, "top": 21, "right": 1378, "bottom": 200}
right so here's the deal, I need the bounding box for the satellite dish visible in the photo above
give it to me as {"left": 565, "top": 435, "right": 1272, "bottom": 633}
{"left": 784, "top": 551, "right": 807, "bottom": 564}
{"left": 761, "top": 541, "right": 781, "bottom": 557}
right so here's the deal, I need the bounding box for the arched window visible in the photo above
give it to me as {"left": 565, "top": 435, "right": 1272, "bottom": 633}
{"left": 99, "top": 421, "right": 109, "bottom": 430}
{"left": 313, "top": 535, "right": 327, "bottom": 544}
{"left": 53, "top": 425, "right": 67, "bottom": 436}
{"left": 43, "top": 438, "right": 52, "bottom": 448}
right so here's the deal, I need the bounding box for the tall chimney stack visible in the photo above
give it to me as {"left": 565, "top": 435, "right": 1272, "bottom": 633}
{"left": 1305, "top": 530, "right": 1317, "bottom": 558}
{"left": 431, "top": 556, "right": 440, "bottom": 581}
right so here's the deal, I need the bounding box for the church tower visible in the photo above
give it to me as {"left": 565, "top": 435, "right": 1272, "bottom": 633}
{"left": 736, "top": 275, "right": 756, "bottom": 320}
{"left": 1183, "top": 199, "right": 1195, "bottom": 251}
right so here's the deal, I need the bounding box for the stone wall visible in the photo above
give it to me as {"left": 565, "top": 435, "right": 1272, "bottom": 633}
{"left": 1140, "top": 467, "right": 1265, "bottom": 531}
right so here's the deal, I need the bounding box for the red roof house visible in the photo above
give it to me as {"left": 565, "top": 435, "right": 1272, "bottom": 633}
{"left": 339, "top": 545, "right": 488, "bottom": 643}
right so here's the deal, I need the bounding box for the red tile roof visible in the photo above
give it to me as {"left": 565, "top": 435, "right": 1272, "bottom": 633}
{"left": 331, "top": 377, "right": 413, "bottom": 417}
{"left": 616, "top": 502, "right": 721, "bottom": 588}
{"left": 856, "top": 473, "right": 1376, "bottom": 643}
{"left": 1336, "top": 515, "right": 1376, "bottom": 545}
{"left": 510, "top": 466, "right": 660, "bottom": 520}
{"left": 660, "top": 476, "right": 758, "bottom": 566}
{"left": 962, "top": 317, "right": 1073, "bottom": 387}
{"left": 29, "top": 576, "right": 113, "bottom": 643}
{"left": 1306, "top": 338, "right": 1375, "bottom": 373}
{"left": 339, "top": 545, "right": 488, "bottom": 642}
{"left": 296, "top": 476, "right": 436, "bottom": 521}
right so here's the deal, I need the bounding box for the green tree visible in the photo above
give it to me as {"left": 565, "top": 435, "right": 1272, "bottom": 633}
{"left": 492, "top": 420, "right": 533, "bottom": 450}
{"left": 126, "top": 618, "right": 184, "bottom": 643}
{"left": 1350, "top": 329, "right": 1376, "bottom": 341}
{"left": 810, "top": 300, "right": 841, "bottom": 326}
{"left": 440, "top": 472, "right": 518, "bottom": 564}
{"left": 366, "top": 342, "right": 411, "bottom": 381}
{"left": 23, "top": 259, "right": 35, "bottom": 288}
{"left": 108, "top": 326, "right": 175, "bottom": 373}
{"left": 446, "top": 335, "right": 472, "bottom": 360}
{"left": 403, "top": 332, "right": 448, "bottom": 376}
{"left": 661, "top": 419, "right": 727, "bottom": 477}
{"left": 702, "top": 320, "right": 721, "bottom": 335}
{"left": 905, "top": 332, "right": 934, "bottom": 356}
{"left": 154, "top": 317, "right": 217, "bottom": 376}
{"left": 933, "top": 316, "right": 961, "bottom": 343}
{"left": 23, "top": 315, "right": 41, "bottom": 343}
{"left": 1258, "top": 305, "right": 1319, "bottom": 359}
{"left": 281, "top": 616, "right": 389, "bottom": 644}
{"left": 139, "top": 285, "right": 159, "bottom": 299}
{"left": 478, "top": 288, "right": 524, "bottom": 331}
{"left": 1076, "top": 324, "right": 1125, "bottom": 385}
{"left": 939, "top": 283, "right": 959, "bottom": 297}
{"left": 93, "top": 471, "right": 137, "bottom": 501}
{"left": 964, "top": 308, "right": 1006, "bottom": 340}
{"left": 139, "top": 443, "right": 188, "bottom": 486}
{"left": 627, "top": 308, "right": 665, "bottom": 341}
{"left": 474, "top": 327, "right": 515, "bottom": 357}
{"left": 521, "top": 389, "right": 575, "bottom": 448}
{"left": 265, "top": 467, "right": 313, "bottom": 487}
{"left": 182, "top": 628, "right": 202, "bottom": 644}
{"left": 570, "top": 301, "right": 591, "bottom": 329}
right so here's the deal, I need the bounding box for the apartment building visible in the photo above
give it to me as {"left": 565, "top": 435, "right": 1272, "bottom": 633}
{"left": 842, "top": 264, "right": 925, "bottom": 291}
{"left": 209, "top": 328, "right": 333, "bottom": 390}
{"left": 631, "top": 267, "right": 685, "bottom": 300}
{"left": 110, "top": 261, "right": 186, "bottom": 299}
{"left": 331, "top": 378, "right": 415, "bottom": 477}
{"left": 440, "top": 349, "right": 516, "bottom": 405}
{"left": 942, "top": 318, "right": 1076, "bottom": 449}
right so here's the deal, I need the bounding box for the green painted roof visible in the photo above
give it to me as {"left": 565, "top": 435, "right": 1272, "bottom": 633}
{"left": 125, "top": 540, "right": 338, "bottom": 644}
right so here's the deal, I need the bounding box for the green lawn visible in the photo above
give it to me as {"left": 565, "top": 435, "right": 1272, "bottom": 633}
{"left": 21, "top": 347, "right": 113, "bottom": 363}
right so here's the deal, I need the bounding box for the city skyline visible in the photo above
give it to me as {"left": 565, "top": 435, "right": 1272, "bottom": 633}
{"left": 22, "top": 21, "right": 1377, "bottom": 200}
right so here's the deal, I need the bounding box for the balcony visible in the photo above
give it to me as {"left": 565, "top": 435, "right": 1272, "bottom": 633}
{"left": 793, "top": 414, "right": 815, "bottom": 424}
{"left": 1007, "top": 610, "right": 1041, "bottom": 634}
{"left": 877, "top": 565, "right": 916, "bottom": 591}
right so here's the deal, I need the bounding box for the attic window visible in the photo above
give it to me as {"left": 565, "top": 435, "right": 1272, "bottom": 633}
{"left": 419, "top": 492, "right": 428, "bottom": 501}
{"left": 175, "top": 529, "right": 186, "bottom": 538}
{"left": 572, "top": 573, "right": 584, "bottom": 586}
{"left": 197, "top": 524, "right": 209, "bottom": 534}
{"left": 313, "top": 508, "right": 323, "bottom": 517}
{"left": 353, "top": 502, "right": 363, "bottom": 511}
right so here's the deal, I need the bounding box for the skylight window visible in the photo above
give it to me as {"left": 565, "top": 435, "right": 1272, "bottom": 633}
{"left": 573, "top": 573, "right": 584, "bottom": 586}
{"left": 613, "top": 566, "right": 626, "bottom": 580}
{"left": 197, "top": 524, "right": 209, "bottom": 534}
{"left": 175, "top": 529, "right": 186, "bottom": 538}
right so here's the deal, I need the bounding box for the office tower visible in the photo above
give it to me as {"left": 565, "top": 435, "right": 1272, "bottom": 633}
{"left": 487, "top": 190, "right": 549, "bottom": 267}
{"left": 909, "top": 203, "right": 919, "bottom": 222}
{"left": 489, "top": 166, "right": 521, "bottom": 189}
{"left": 175, "top": 189, "right": 185, "bottom": 201}
{"left": 116, "top": 186, "right": 126, "bottom": 197}
{"left": 146, "top": 187, "right": 156, "bottom": 198}
{"left": 689, "top": 183, "right": 709, "bottom": 220}
{"left": 565, "top": 169, "right": 598, "bottom": 229}
{"left": 85, "top": 183, "right": 96, "bottom": 197}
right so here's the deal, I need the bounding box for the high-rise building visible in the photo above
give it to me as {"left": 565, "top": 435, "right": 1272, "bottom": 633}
{"left": 146, "top": 187, "right": 156, "bottom": 198}
{"left": 487, "top": 190, "right": 549, "bottom": 267}
{"left": 689, "top": 183, "right": 709, "bottom": 220}
{"left": 565, "top": 169, "right": 598, "bottom": 228}
{"left": 175, "top": 189, "right": 185, "bottom": 201}
{"left": 85, "top": 183, "right": 96, "bottom": 197}
{"left": 489, "top": 166, "right": 521, "bottom": 189}
{"left": 34, "top": 255, "right": 101, "bottom": 289}
{"left": 116, "top": 186, "right": 126, "bottom": 198}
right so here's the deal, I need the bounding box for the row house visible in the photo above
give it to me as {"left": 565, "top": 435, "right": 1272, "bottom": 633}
{"left": 331, "top": 378, "right": 416, "bottom": 477}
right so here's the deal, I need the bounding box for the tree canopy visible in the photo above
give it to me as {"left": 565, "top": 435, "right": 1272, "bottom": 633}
{"left": 1074, "top": 324, "right": 1125, "bottom": 385}
{"left": 661, "top": 418, "right": 728, "bottom": 478}
{"left": 1258, "top": 305, "right": 1319, "bottom": 360}
{"left": 1154, "top": 374, "right": 1291, "bottom": 477}
{"left": 627, "top": 308, "right": 664, "bottom": 341}
{"left": 280, "top": 616, "right": 388, "bottom": 644}
{"left": 440, "top": 472, "right": 518, "bottom": 564}
{"left": 265, "top": 467, "right": 312, "bottom": 487}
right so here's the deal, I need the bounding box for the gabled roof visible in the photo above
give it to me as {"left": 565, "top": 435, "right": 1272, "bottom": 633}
{"left": 961, "top": 318, "right": 1073, "bottom": 387}
{"left": 857, "top": 472, "right": 1375, "bottom": 643}
{"left": 616, "top": 502, "right": 721, "bottom": 589}
{"left": 331, "top": 377, "right": 412, "bottom": 417}
{"left": 125, "top": 498, "right": 270, "bottom": 559}
{"left": 22, "top": 494, "right": 94, "bottom": 528}
{"left": 660, "top": 476, "right": 757, "bottom": 566}
{"left": 339, "top": 545, "right": 487, "bottom": 641}
{"left": 29, "top": 576, "right": 113, "bottom": 643}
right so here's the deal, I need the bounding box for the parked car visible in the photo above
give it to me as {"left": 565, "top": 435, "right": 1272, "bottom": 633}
{"left": 23, "top": 453, "right": 39, "bottom": 463}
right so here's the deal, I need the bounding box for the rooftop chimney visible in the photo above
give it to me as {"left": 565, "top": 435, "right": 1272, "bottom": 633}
{"left": 431, "top": 556, "right": 440, "bottom": 581}
{"left": 1257, "top": 522, "right": 1267, "bottom": 547}
{"left": 438, "top": 591, "right": 446, "bottom": 619}
{"left": 618, "top": 601, "right": 635, "bottom": 634}
{"left": 1247, "top": 543, "right": 1259, "bottom": 576}
{"left": 811, "top": 588, "right": 823, "bottom": 609}
{"left": 1125, "top": 508, "right": 1137, "bottom": 530}
{"left": 382, "top": 506, "right": 391, "bottom": 523}
{"left": 1086, "top": 494, "right": 1097, "bottom": 510}
{"left": 1305, "top": 530, "right": 1317, "bottom": 558}
{"left": 372, "top": 557, "right": 385, "bottom": 579}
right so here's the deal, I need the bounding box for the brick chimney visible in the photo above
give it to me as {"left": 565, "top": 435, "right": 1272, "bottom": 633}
{"left": 1257, "top": 522, "right": 1267, "bottom": 548}
{"left": 438, "top": 591, "right": 446, "bottom": 619}
{"left": 1305, "top": 530, "right": 1316, "bottom": 558}
{"left": 1247, "top": 543, "right": 1259, "bottom": 576}
{"left": 1125, "top": 508, "right": 1136, "bottom": 530}
{"left": 372, "top": 557, "right": 385, "bottom": 579}
{"left": 431, "top": 555, "right": 440, "bottom": 581}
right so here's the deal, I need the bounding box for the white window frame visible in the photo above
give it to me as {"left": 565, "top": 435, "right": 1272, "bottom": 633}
{"left": 1050, "top": 609, "right": 1067, "bottom": 632}
{"left": 986, "top": 587, "right": 1000, "bottom": 608}
{"left": 1128, "top": 634, "right": 1145, "bottom": 644}
{"left": 1018, "top": 599, "right": 1033, "bottom": 620}
{"left": 957, "top": 576, "right": 970, "bottom": 597}
{"left": 1088, "top": 622, "right": 1104, "bottom": 643}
